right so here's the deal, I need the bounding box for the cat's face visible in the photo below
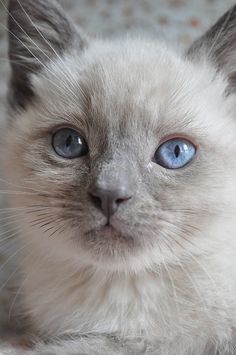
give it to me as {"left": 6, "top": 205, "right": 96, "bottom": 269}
{"left": 4, "top": 0, "right": 236, "bottom": 272}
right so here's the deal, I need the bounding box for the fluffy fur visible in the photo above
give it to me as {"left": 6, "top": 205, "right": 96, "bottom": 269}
{"left": 2, "top": 1, "right": 236, "bottom": 354}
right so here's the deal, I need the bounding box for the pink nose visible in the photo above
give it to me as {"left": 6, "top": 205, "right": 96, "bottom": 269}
{"left": 88, "top": 184, "right": 133, "bottom": 218}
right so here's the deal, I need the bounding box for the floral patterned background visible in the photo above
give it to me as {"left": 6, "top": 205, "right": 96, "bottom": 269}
{"left": 0, "top": 0, "right": 235, "bottom": 343}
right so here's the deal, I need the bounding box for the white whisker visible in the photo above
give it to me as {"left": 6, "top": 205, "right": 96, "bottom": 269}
{"left": 15, "top": 0, "right": 80, "bottom": 91}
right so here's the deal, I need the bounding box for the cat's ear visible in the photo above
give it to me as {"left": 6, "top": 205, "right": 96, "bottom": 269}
{"left": 7, "top": 0, "right": 87, "bottom": 111}
{"left": 187, "top": 5, "right": 236, "bottom": 93}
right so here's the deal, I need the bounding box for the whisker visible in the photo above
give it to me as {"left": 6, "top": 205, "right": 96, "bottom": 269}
{"left": 0, "top": 20, "right": 78, "bottom": 101}
{"left": 0, "top": 176, "right": 51, "bottom": 195}
{"left": 15, "top": 0, "right": 80, "bottom": 91}
{"left": 29, "top": 213, "right": 58, "bottom": 227}
{"left": 207, "top": 7, "right": 234, "bottom": 60}
{"left": 0, "top": 217, "right": 24, "bottom": 231}
{"left": 0, "top": 0, "right": 90, "bottom": 115}
{"left": 159, "top": 252, "right": 182, "bottom": 332}
{"left": 36, "top": 219, "right": 58, "bottom": 229}
{"left": 0, "top": 223, "right": 26, "bottom": 241}
{"left": 47, "top": 221, "right": 67, "bottom": 238}
{"left": 0, "top": 241, "right": 31, "bottom": 274}
{"left": 0, "top": 206, "right": 53, "bottom": 214}
{"left": 187, "top": 253, "right": 219, "bottom": 295}
{"left": 0, "top": 190, "right": 40, "bottom": 196}
{"left": 0, "top": 267, "right": 19, "bottom": 295}
{"left": 6, "top": 0, "right": 58, "bottom": 66}
{"left": 0, "top": 211, "right": 28, "bottom": 222}
{"left": 0, "top": 224, "right": 33, "bottom": 248}
{"left": 8, "top": 274, "right": 27, "bottom": 322}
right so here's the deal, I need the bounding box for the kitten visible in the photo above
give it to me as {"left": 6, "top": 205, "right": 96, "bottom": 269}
{"left": 2, "top": 0, "right": 236, "bottom": 354}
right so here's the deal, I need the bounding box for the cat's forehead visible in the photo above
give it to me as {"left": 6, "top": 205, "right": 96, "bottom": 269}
{"left": 34, "top": 39, "right": 226, "bottom": 139}
{"left": 79, "top": 39, "right": 216, "bottom": 98}
{"left": 82, "top": 40, "right": 193, "bottom": 110}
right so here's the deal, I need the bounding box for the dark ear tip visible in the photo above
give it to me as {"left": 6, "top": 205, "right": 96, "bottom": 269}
{"left": 187, "top": 4, "right": 236, "bottom": 58}
{"left": 7, "top": 0, "right": 87, "bottom": 111}
{"left": 186, "top": 5, "right": 236, "bottom": 94}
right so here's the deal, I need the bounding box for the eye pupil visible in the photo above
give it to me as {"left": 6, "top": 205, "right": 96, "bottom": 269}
{"left": 65, "top": 135, "right": 72, "bottom": 148}
{"left": 174, "top": 145, "right": 180, "bottom": 158}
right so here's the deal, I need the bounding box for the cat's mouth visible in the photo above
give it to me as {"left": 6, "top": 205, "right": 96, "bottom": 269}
{"left": 82, "top": 224, "right": 135, "bottom": 255}
{"left": 85, "top": 224, "right": 132, "bottom": 241}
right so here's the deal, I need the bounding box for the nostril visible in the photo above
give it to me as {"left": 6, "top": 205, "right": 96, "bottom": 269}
{"left": 89, "top": 193, "right": 102, "bottom": 210}
{"left": 116, "top": 197, "right": 129, "bottom": 205}
{"left": 116, "top": 198, "right": 125, "bottom": 205}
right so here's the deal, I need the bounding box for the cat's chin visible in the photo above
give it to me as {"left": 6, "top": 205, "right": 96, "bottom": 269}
{"left": 80, "top": 225, "right": 138, "bottom": 260}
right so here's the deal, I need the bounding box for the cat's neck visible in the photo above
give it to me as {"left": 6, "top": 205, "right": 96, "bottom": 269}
{"left": 18, "top": 242, "right": 235, "bottom": 343}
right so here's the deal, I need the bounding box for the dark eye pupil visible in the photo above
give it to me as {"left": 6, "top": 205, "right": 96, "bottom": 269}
{"left": 66, "top": 135, "right": 72, "bottom": 147}
{"left": 174, "top": 145, "right": 180, "bottom": 158}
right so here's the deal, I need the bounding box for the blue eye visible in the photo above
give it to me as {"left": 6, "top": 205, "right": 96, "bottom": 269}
{"left": 154, "top": 138, "right": 196, "bottom": 169}
{"left": 52, "top": 128, "right": 89, "bottom": 159}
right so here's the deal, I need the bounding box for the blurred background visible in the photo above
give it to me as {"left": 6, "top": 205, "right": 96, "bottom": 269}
{"left": 0, "top": 0, "right": 236, "bottom": 113}
{"left": 0, "top": 0, "right": 235, "bottom": 123}
{"left": 0, "top": 0, "right": 235, "bottom": 338}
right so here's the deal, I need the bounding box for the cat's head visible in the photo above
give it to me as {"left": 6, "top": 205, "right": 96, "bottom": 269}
{"left": 4, "top": 0, "right": 236, "bottom": 272}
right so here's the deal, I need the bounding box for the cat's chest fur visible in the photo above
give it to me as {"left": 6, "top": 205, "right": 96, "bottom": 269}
{"left": 19, "top": 247, "right": 236, "bottom": 354}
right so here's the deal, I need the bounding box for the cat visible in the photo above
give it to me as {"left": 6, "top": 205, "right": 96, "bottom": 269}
{"left": 1, "top": 0, "right": 236, "bottom": 354}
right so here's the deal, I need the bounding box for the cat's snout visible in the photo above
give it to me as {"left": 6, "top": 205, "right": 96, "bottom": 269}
{"left": 88, "top": 183, "right": 133, "bottom": 219}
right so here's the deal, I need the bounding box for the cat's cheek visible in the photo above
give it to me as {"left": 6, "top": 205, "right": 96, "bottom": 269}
{"left": 0, "top": 341, "right": 31, "bottom": 355}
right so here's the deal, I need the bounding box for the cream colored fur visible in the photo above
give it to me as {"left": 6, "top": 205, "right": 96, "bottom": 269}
{"left": 3, "top": 1, "right": 236, "bottom": 354}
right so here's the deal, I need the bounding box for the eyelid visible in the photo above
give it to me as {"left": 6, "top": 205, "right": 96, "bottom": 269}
{"left": 158, "top": 134, "right": 198, "bottom": 149}
{"left": 50, "top": 124, "right": 83, "bottom": 136}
